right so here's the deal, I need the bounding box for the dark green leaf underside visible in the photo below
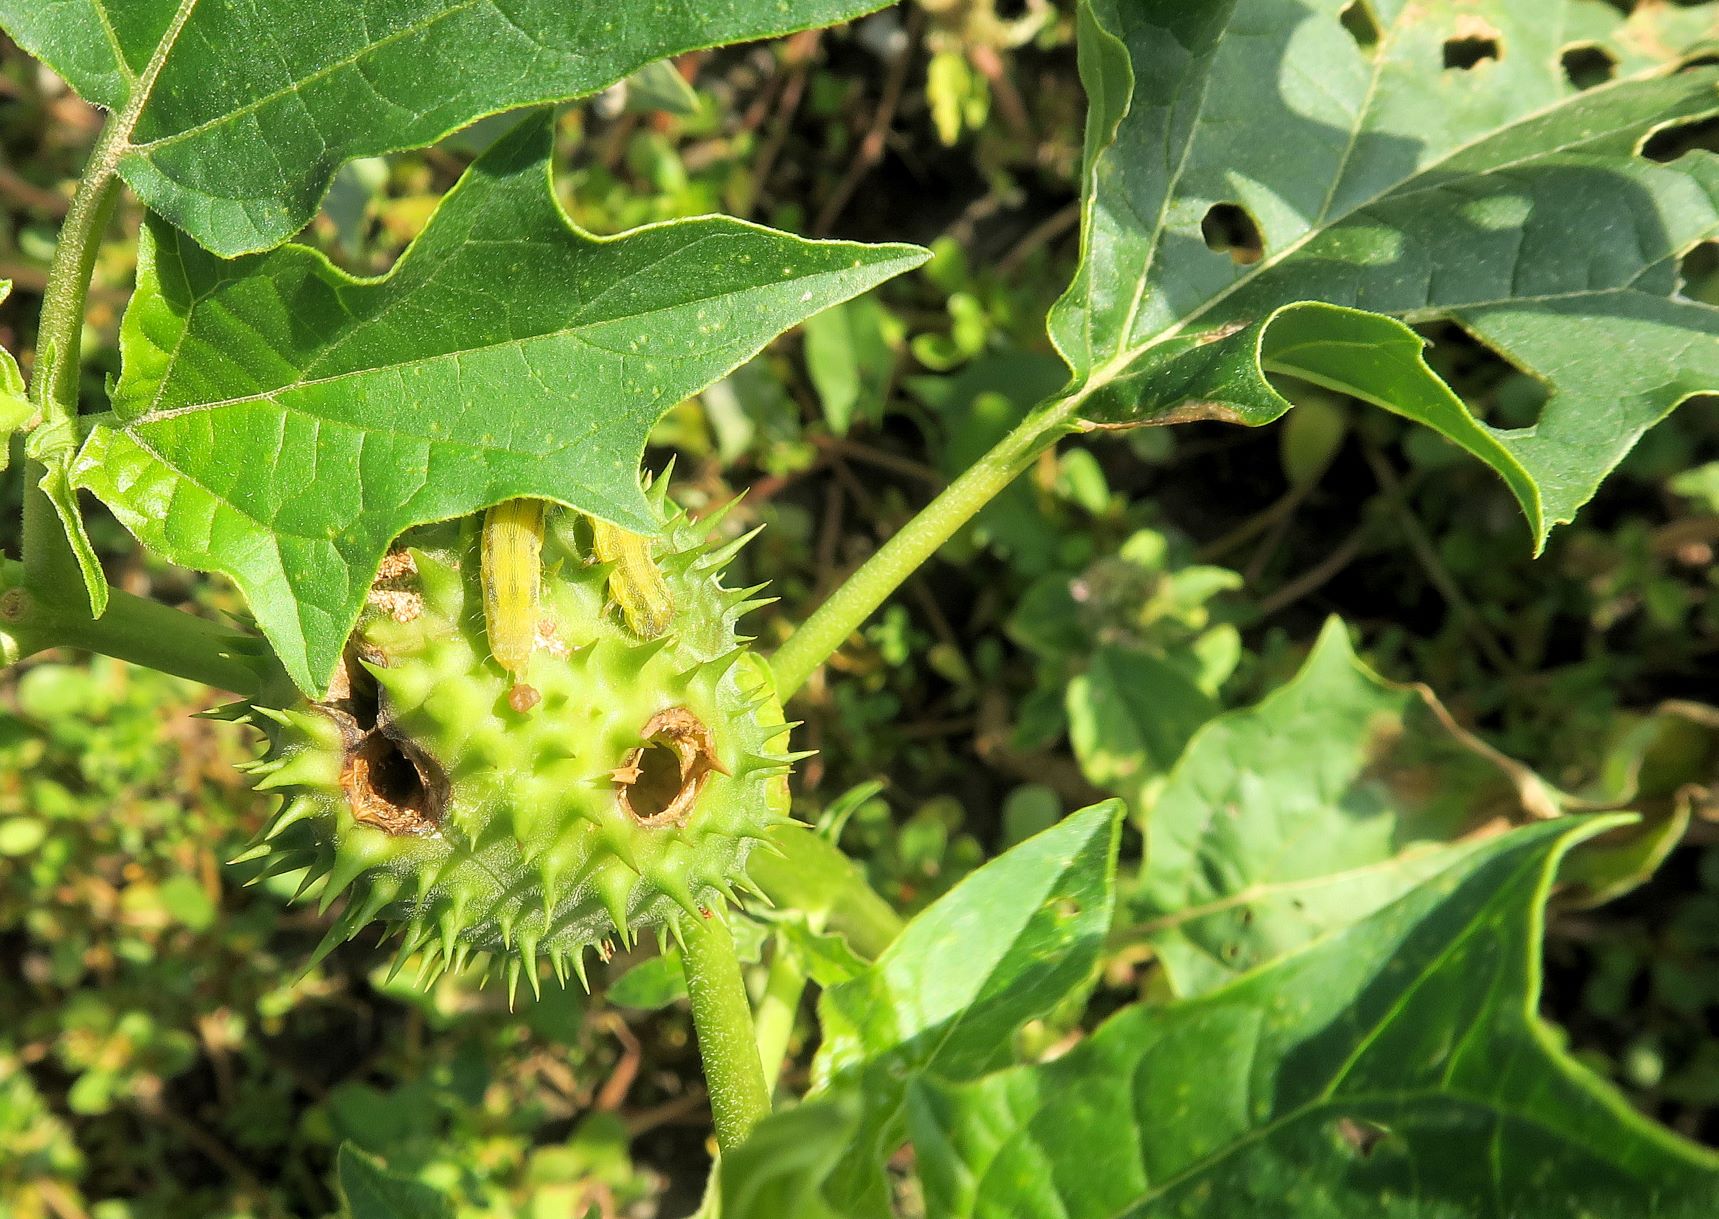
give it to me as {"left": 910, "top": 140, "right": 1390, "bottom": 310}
{"left": 1057, "top": 0, "right": 1719, "bottom": 547}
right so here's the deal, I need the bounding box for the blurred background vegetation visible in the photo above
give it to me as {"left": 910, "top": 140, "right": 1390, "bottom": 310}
{"left": 2, "top": 3, "right": 1717, "bottom": 1215}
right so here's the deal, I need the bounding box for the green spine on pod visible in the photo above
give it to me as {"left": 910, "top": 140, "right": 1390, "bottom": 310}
{"left": 235, "top": 477, "right": 794, "bottom": 998}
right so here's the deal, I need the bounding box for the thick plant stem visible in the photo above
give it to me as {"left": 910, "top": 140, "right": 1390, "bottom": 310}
{"left": 1, "top": 558, "right": 284, "bottom": 698}
{"left": 21, "top": 116, "right": 123, "bottom": 594}
{"left": 770, "top": 399, "right": 1077, "bottom": 699}
{"left": 681, "top": 912, "right": 771, "bottom": 1153}
{"left": 30, "top": 119, "right": 123, "bottom": 427}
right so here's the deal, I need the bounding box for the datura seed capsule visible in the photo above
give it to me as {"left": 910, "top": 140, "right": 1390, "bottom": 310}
{"left": 234, "top": 478, "right": 792, "bottom": 994}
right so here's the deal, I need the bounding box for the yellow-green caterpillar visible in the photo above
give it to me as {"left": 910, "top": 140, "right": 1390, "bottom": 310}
{"left": 590, "top": 518, "right": 673, "bottom": 639}
{"left": 481, "top": 497, "right": 547, "bottom": 683}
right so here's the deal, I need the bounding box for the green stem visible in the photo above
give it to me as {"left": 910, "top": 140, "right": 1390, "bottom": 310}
{"left": 769, "top": 397, "right": 1078, "bottom": 699}
{"left": 22, "top": 114, "right": 124, "bottom": 592}
{"left": 7, "top": 114, "right": 293, "bottom": 699}
{"left": 681, "top": 913, "right": 771, "bottom": 1153}
{"left": 752, "top": 950, "right": 807, "bottom": 1096}
{"left": 1, "top": 557, "right": 285, "bottom": 698}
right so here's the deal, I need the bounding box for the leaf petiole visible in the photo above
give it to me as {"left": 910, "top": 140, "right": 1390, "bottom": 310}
{"left": 770, "top": 392, "right": 1083, "bottom": 699}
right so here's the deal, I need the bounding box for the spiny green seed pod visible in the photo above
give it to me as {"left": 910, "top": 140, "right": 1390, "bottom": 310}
{"left": 233, "top": 483, "right": 797, "bottom": 998}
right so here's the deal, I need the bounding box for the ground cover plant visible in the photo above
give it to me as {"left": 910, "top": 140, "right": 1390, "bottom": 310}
{"left": 1, "top": 0, "right": 1717, "bottom": 1215}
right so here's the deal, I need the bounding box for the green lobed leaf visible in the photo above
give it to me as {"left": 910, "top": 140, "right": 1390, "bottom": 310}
{"left": 1129, "top": 617, "right": 1564, "bottom": 997}
{"left": 773, "top": 916, "right": 871, "bottom": 988}
{"left": 909, "top": 818, "right": 1719, "bottom": 1218}
{"left": 336, "top": 1143, "right": 454, "bottom": 1219}
{"left": 618, "top": 58, "right": 703, "bottom": 118}
{"left": 0, "top": 0, "right": 897, "bottom": 257}
{"left": 813, "top": 799, "right": 1123, "bottom": 1085}
{"left": 749, "top": 824, "right": 906, "bottom": 963}
{"left": 0, "top": 278, "right": 108, "bottom": 614}
{"left": 1055, "top": 0, "right": 1719, "bottom": 548}
{"left": 24, "top": 417, "right": 109, "bottom": 618}
{"left": 718, "top": 1095, "right": 863, "bottom": 1219}
{"left": 726, "top": 802, "right": 1124, "bottom": 1219}
{"left": 1557, "top": 700, "right": 1719, "bottom": 906}
{"left": 1066, "top": 645, "right": 1218, "bottom": 813}
{"left": 73, "top": 116, "right": 926, "bottom": 693}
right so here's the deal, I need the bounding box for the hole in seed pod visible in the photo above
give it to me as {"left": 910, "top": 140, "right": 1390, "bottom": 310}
{"left": 341, "top": 730, "right": 444, "bottom": 836}
{"left": 323, "top": 648, "right": 446, "bottom": 836}
{"left": 614, "top": 706, "right": 730, "bottom": 828}
{"left": 629, "top": 741, "right": 685, "bottom": 815}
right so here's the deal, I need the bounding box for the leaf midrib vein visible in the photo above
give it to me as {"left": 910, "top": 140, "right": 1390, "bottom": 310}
{"left": 110, "top": 395, "right": 609, "bottom": 549}
{"left": 124, "top": 279, "right": 803, "bottom": 426}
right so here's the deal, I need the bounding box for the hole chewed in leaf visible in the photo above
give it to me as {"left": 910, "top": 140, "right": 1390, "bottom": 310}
{"left": 614, "top": 706, "right": 730, "bottom": 828}
{"left": 1560, "top": 44, "right": 1617, "bottom": 90}
{"left": 1679, "top": 242, "right": 1718, "bottom": 301}
{"left": 1442, "top": 20, "right": 1501, "bottom": 71}
{"left": 1338, "top": 1, "right": 1381, "bottom": 53}
{"left": 1201, "top": 203, "right": 1264, "bottom": 265}
{"left": 1641, "top": 115, "right": 1719, "bottom": 163}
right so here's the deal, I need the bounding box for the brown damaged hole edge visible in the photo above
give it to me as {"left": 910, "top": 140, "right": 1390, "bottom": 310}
{"left": 613, "top": 706, "right": 732, "bottom": 828}
{"left": 320, "top": 653, "right": 448, "bottom": 836}
{"left": 339, "top": 726, "right": 447, "bottom": 836}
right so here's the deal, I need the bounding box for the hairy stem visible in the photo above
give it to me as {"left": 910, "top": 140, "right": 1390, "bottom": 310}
{"left": 770, "top": 398, "right": 1078, "bottom": 698}
{"left": 681, "top": 912, "right": 771, "bottom": 1153}
{"left": 9, "top": 114, "right": 294, "bottom": 698}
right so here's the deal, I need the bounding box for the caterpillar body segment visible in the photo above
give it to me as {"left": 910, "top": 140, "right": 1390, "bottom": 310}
{"left": 481, "top": 498, "right": 548, "bottom": 679}
{"left": 590, "top": 517, "right": 674, "bottom": 639}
